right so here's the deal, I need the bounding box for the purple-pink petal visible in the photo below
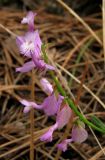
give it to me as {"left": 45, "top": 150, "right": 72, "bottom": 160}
{"left": 23, "top": 106, "right": 31, "bottom": 113}
{"left": 16, "top": 59, "right": 54, "bottom": 73}
{"left": 45, "top": 63, "right": 55, "bottom": 70}
{"left": 16, "top": 36, "right": 24, "bottom": 47}
{"left": 20, "top": 99, "right": 37, "bottom": 108}
{"left": 72, "top": 123, "right": 88, "bottom": 143}
{"left": 16, "top": 61, "right": 35, "bottom": 73}
{"left": 40, "top": 94, "right": 63, "bottom": 116}
{"left": 20, "top": 99, "right": 43, "bottom": 113}
{"left": 40, "top": 123, "right": 58, "bottom": 142}
{"left": 56, "top": 95, "right": 64, "bottom": 112}
{"left": 34, "top": 30, "right": 42, "bottom": 51}
{"left": 31, "top": 53, "right": 55, "bottom": 71}
{"left": 21, "top": 11, "right": 37, "bottom": 31}
{"left": 57, "top": 139, "right": 73, "bottom": 152}
{"left": 56, "top": 105, "right": 72, "bottom": 129}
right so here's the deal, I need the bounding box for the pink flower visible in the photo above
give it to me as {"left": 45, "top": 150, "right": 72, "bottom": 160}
{"left": 40, "top": 78, "right": 53, "bottom": 95}
{"left": 21, "top": 11, "right": 36, "bottom": 31}
{"left": 16, "top": 60, "right": 55, "bottom": 73}
{"left": 16, "top": 11, "right": 54, "bottom": 72}
{"left": 20, "top": 93, "right": 64, "bottom": 116}
{"left": 40, "top": 105, "right": 72, "bottom": 142}
{"left": 57, "top": 121, "right": 88, "bottom": 152}
{"left": 40, "top": 123, "right": 58, "bottom": 142}
{"left": 57, "top": 139, "right": 72, "bottom": 152}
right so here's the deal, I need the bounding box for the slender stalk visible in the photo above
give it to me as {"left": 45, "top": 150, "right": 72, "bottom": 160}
{"left": 50, "top": 72, "right": 105, "bottom": 133}
{"left": 54, "top": 76, "right": 105, "bottom": 133}
{"left": 30, "top": 69, "right": 35, "bottom": 160}
{"left": 42, "top": 44, "right": 105, "bottom": 133}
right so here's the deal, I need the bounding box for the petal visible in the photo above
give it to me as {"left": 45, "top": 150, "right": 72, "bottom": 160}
{"left": 24, "top": 30, "right": 42, "bottom": 55}
{"left": 45, "top": 64, "right": 55, "bottom": 70}
{"left": 33, "top": 30, "right": 42, "bottom": 58}
{"left": 56, "top": 95, "right": 64, "bottom": 112}
{"left": 56, "top": 105, "right": 72, "bottom": 129}
{"left": 31, "top": 52, "right": 54, "bottom": 71}
{"left": 23, "top": 106, "right": 31, "bottom": 113}
{"left": 40, "top": 129, "right": 53, "bottom": 142}
{"left": 21, "top": 11, "right": 37, "bottom": 31}
{"left": 41, "top": 94, "right": 59, "bottom": 116}
{"left": 40, "top": 78, "right": 53, "bottom": 95}
{"left": 20, "top": 99, "right": 42, "bottom": 110}
{"left": 31, "top": 55, "right": 44, "bottom": 69}
{"left": 57, "top": 139, "right": 72, "bottom": 152}
{"left": 20, "top": 99, "right": 31, "bottom": 107}
{"left": 72, "top": 124, "right": 88, "bottom": 143}
{"left": 16, "top": 61, "right": 35, "bottom": 73}
{"left": 40, "top": 123, "right": 58, "bottom": 142}
{"left": 57, "top": 142, "right": 67, "bottom": 152}
{"left": 24, "top": 31, "right": 37, "bottom": 43}
{"left": 35, "top": 30, "right": 42, "bottom": 49}
{"left": 16, "top": 36, "right": 24, "bottom": 48}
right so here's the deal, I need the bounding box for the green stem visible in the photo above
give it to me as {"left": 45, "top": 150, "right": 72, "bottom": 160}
{"left": 51, "top": 72, "right": 105, "bottom": 133}
{"left": 42, "top": 44, "right": 105, "bottom": 134}
{"left": 67, "top": 98, "right": 105, "bottom": 133}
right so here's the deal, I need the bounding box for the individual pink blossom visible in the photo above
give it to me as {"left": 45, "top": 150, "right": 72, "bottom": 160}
{"left": 40, "top": 105, "right": 72, "bottom": 142}
{"left": 57, "top": 121, "right": 88, "bottom": 152}
{"left": 21, "top": 11, "right": 36, "bottom": 31}
{"left": 40, "top": 78, "right": 53, "bottom": 95}
{"left": 16, "top": 60, "right": 55, "bottom": 73}
{"left": 20, "top": 94, "right": 63, "bottom": 116}
{"left": 57, "top": 139, "right": 72, "bottom": 152}
{"left": 16, "top": 28, "right": 54, "bottom": 71}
